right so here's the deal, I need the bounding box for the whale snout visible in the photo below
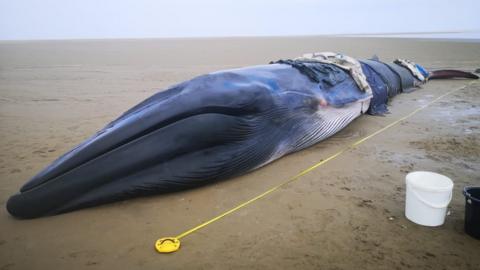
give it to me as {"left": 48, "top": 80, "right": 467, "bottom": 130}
{"left": 6, "top": 192, "right": 36, "bottom": 219}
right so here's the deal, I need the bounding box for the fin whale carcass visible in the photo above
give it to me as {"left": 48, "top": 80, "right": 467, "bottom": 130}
{"left": 6, "top": 54, "right": 478, "bottom": 218}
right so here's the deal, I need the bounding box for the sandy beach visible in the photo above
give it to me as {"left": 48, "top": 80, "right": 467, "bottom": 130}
{"left": 0, "top": 36, "right": 479, "bottom": 269}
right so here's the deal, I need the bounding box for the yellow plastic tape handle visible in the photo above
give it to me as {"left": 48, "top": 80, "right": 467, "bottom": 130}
{"left": 155, "top": 237, "right": 180, "bottom": 253}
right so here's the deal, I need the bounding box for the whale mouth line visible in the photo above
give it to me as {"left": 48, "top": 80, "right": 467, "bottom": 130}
{"left": 20, "top": 105, "right": 252, "bottom": 193}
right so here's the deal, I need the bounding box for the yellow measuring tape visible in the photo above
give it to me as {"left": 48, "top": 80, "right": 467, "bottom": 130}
{"left": 155, "top": 83, "right": 473, "bottom": 253}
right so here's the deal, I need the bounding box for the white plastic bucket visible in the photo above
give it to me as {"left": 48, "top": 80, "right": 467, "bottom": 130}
{"left": 405, "top": 171, "right": 453, "bottom": 226}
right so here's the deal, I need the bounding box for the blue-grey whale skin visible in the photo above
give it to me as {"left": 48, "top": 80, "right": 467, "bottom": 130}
{"left": 4, "top": 59, "right": 453, "bottom": 218}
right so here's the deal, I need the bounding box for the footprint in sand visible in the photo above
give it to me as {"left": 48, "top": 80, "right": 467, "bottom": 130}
{"left": 10, "top": 169, "right": 21, "bottom": 174}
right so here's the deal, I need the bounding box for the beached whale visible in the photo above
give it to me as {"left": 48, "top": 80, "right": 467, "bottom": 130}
{"left": 6, "top": 54, "right": 478, "bottom": 218}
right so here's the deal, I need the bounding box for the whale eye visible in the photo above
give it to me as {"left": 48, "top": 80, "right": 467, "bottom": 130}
{"left": 301, "top": 97, "right": 322, "bottom": 111}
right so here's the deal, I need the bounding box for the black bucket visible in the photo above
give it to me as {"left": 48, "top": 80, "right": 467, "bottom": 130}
{"left": 463, "top": 187, "right": 480, "bottom": 239}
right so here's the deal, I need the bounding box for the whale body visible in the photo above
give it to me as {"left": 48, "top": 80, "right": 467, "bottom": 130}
{"left": 6, "top": 56, "right": 478, "bottom": 218}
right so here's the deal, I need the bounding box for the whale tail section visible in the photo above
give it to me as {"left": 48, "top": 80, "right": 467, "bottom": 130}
{"left": 429, "top": 70, "right": 479, "bottom": 80}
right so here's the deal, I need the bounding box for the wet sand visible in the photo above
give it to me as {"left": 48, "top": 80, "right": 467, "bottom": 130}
{"left": 0, "top": 37, "right": 479, "bottom": 270}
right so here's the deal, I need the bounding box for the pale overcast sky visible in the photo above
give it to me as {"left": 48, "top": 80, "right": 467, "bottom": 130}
{"left": 0, "top": 0, "right": 479, "bottom": 40}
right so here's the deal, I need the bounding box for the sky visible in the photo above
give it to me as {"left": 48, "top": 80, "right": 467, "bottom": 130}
{"left": 0, "top": 0, "right": 479, "bottom": 40}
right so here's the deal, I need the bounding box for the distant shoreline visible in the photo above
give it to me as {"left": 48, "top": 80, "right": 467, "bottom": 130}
{"left": 1, "top": 31, "right": 479, "bottom": 43}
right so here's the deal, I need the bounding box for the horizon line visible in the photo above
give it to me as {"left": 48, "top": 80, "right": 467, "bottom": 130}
{"left": 1, "top": 30, "right": 479, "bottom": 42}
